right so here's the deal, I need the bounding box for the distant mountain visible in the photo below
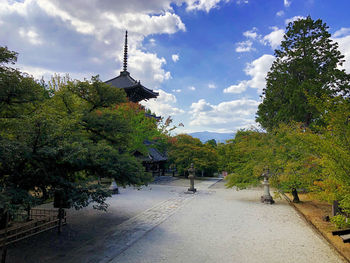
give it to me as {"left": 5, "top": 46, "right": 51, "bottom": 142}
{"left": 188, "top": 131, "right": 235, "bottom": 143}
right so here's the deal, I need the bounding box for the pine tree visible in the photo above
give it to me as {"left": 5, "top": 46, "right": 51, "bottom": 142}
{"left": 256, "top": 16, "right": 350, "bottom": 130}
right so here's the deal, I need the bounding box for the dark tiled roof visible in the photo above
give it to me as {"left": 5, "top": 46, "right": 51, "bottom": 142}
{"left": 105, "top": 71, "right": 158, "bottom": 102}
{"left": 148, "top": 148, "right": 167, "bottom": 162}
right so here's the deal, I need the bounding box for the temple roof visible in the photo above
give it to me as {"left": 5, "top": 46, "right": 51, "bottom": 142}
{"left": 148, "top": 148, "right": 167, "bottom": 162}
{"left": 105, "top": 31, "right": 159, "bottom": 102}
{"left": 105, "top": 71, "right": 158, "bottom": 102}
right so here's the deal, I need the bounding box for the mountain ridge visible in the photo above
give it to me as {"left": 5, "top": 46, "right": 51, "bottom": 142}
{"left": 188, "top": 131, "right": 235, "bottom": 143}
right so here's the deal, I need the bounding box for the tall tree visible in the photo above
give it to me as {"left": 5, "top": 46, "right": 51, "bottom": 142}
{"left": 256, "top": 16, "right": 350, "bottom": 131}
{"left": 0, "top": 47, "right": 154, "bottom": 216}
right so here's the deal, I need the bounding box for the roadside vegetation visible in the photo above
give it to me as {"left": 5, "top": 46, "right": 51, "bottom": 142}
{"left": 0, "top": 48, "right": 169, "bottom": 218}
{"left": 222, "top": 16, "right": 350, "bottom": 228}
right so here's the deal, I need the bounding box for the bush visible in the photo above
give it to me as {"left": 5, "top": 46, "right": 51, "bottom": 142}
{"left": 331, "top": 214, "right": 350, "bottom": 229}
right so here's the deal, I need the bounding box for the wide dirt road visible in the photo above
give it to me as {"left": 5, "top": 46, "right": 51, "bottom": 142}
{"left": 5, "top": 178, "right": 346, "bottom": 263}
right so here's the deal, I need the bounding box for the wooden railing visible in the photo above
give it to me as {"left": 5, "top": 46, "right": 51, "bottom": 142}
{"left": 0, "top": 208, "right": 66, "bottom": 247}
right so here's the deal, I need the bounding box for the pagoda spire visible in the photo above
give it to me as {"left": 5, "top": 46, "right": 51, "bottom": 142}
{"left": 123, "top": 30, "right": 128, "bottom": 72}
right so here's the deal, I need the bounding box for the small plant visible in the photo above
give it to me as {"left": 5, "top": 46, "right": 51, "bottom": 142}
{"left": 331, "top": 214, "right": 350, "bottom": 229}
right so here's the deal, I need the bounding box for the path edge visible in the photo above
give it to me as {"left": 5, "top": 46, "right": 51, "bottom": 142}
{"left": 282, "top": 193, "right": 350, "bottom": 263}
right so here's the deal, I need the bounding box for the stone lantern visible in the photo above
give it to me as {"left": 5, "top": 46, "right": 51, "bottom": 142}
{"left": 260, "top": 168, "right": 274, "bottom": 204}
{"left": 187, "top": 163, "right": 196, "bottom": 193}
{"left": 109, "top": 179, "right": 120, "bottom": 194}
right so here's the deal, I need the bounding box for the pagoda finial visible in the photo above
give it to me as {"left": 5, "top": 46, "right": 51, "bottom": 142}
{"left": 123, "top": 30, "right": 128, "bottom": 72}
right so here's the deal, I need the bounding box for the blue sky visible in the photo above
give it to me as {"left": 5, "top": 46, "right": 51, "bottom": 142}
{"left": 1, "top": 0, "right": 350, "bottom": 133}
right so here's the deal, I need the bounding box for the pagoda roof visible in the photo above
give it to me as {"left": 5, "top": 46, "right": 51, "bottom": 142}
{"left": 105, "top": 71, "right": 159, "bottom": 102}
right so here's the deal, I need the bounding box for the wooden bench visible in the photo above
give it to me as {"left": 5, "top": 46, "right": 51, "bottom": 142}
{"left": 332, "top": 229, "right": 350, "bottom": 243}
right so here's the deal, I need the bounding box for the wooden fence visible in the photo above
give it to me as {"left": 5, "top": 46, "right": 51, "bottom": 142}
{"left": 0, "top": 208, "right": 66, "bottom": 247}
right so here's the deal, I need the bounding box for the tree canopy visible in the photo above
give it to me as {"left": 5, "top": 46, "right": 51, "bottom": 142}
{"left": 168, "top": 134, "right": 218, "bottom": 177}
{"left": 256, "top": 16, "right": 350, "bottom": 131}
{"left": 0, "top": 47, "right": 159, "bottom": 214}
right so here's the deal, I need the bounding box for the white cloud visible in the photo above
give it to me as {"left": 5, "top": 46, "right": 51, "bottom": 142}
{"left": 104, "top": 11, "right": 186, "bottom": 35}
{"left": 236, "top": 0, "right": 249, "bottom": 4}
{"left": 17, "top": 64, "right": 91, "bottom": 81}
{"left": 141, "top": 89, "right": 185, "bottom": 116}
{"left": 36, "top": 0, "right": 96, "bottom": 35}
{"left": 19, "top": 28, "right": 42, "bottom": 45}
{"left": 189, "top": 98, "right": 259, "bottom": 129}
{"left": 333, "top": 28, "right": 350, "bottom": 38}
{"left": 172, "top": 54, "right": 179, "bottom": 62}
{"left": 223, "top": 81, "right": 248, "bottom": 94}
{"left": 262, "top": 27, "right": 284, "bottom": 49}
{"left": 284, "top": 0, "right": 291, "bottom": 7}
{"left": 235, "top": 40, "right": 254, "bottom": 53}
{"left": 188, "top": 86, "right": 196, "bottom": 91}
{"left": 333, "top": 34, "right": 350, "bottom": 73}
{"left": 184, "top": 0, "right": 230, "bottom": 13}
{"left": 0, "top": 0, "right": 190, "bottom": 86}
{"left": 126, "top": 48, "right": 171, "bottom": 86}
{"left": 149, "top": 38, "right": 156, "bottom": 46}
{"left": 243, "top": 28, "right": 258, "bottom": 39}
{"left": 276, "top": 10, "right": 284, "bottom": 17}
{"left": 172, "top": 89, "right": 182, "bottom": 93}
{"left": 244, "top": 54, "right": 275, "bottom": 93}
{"left": 285, "top": 16, "right": 305, "bottom": 25}
{"left": 208, "top": 83, "right": 216, "bottom": 89}
{"left": 225, "top": 54, "right": 275, "bottom": 94}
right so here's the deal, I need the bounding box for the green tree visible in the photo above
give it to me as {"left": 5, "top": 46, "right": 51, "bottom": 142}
{"left": 223, "top": 127, "right": 320, "bottom": 202}
{"left": 256, "top": 16, "right": 350, "bottom": 131}
{"left": 0, "top": 47, "right": 154, "bottom": 217}
{"left": 168, "top": 134, "right": 218, "bottom": 177}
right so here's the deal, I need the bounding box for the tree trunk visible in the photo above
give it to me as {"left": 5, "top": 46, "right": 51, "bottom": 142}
{"left": 41, "top": 187, "right": 49, "bottom": 201}
{"left": 291, "top": 188, "right": 300, "bottom": 203}
{"left": 332, "top": 200, "right": 340, "bottom": 216}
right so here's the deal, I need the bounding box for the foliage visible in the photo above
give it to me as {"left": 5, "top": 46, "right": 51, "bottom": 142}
{"left": 331, "top": 215, "right": 350, "bottom": 229}
{"left": 0, "top": 47, "right": 156, "bottom": 213}
{"left": 168, "top": 134, "right": 218, "bottom": 177}
{"left": 301, "top": 96, "right": 350, "bottom": 206}
{"left": 256, "top": 16, "right": 350, "bottom": 131}
{"left": 223, "top": 16, "right": 350, "bottom": 214}
{"left": 223, "top": 125, "right": 321, "bottom": 192}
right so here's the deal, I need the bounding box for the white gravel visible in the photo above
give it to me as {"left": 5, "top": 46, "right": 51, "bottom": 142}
{"left": 111, "top": 187, "right": 345, "bottom": 263}
{"left": 6, "top": 179, "right": 346, "bottom": 263}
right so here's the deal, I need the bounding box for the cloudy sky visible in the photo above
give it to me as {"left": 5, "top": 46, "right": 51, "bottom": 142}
{"left": 1, "top": 0, "right": 350, "bottom": 134}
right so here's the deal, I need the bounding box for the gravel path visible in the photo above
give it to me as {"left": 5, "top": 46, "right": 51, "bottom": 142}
{"left": 4, "top": 178, "right": 346, "bottom": 263}
{"left": 111, "top": 183, "right": 345, "bottom": 263}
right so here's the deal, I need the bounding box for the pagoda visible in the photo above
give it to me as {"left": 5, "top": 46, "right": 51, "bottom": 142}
{"left": 105, "top": 31, "right": 166, "bottom": 176}
{"left": 105, "top": 31, "right": 159, "bottom": 102}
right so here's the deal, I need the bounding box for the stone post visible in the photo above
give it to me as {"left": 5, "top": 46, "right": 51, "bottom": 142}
{"left": 187, "top": 163, "right": 196, "bottom": 193}
{"left": 109, "top": 179, "right": 120, "bottom": 194}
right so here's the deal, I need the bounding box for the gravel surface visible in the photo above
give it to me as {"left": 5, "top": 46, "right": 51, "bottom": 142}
{"left": 5, "top": 184, "right": 184, "bottom": 263}
{"left": 112, "top": 187, "right": 345, "bottom": 263}
{"left": 4, "top": 178, "right": 345, "bottom": 263}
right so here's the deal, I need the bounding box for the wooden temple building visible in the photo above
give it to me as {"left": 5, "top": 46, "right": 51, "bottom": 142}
{"left": 105, "top": 31, "right": 167, "bottom": 176}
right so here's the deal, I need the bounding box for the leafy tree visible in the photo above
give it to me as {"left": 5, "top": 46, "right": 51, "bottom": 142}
{"left": 205, "top": 139, "right": 217, "bottom": 148}
{"left": 0, "top": 47, "right": 154, "bottom": 217}
{"left": 256, "top": 16, "right": 350, "bottom": 131}
{"left": 224, "top": 130, "right": 273, "bottom": 189}
{"left": 224, "top": 127, "right": 320, "bottom": 202}
{"left": 168, "top": 134, "right": 218, "bottom": 177}
{"left": 302, "top": 96, "right": 350, "bottom": 206}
